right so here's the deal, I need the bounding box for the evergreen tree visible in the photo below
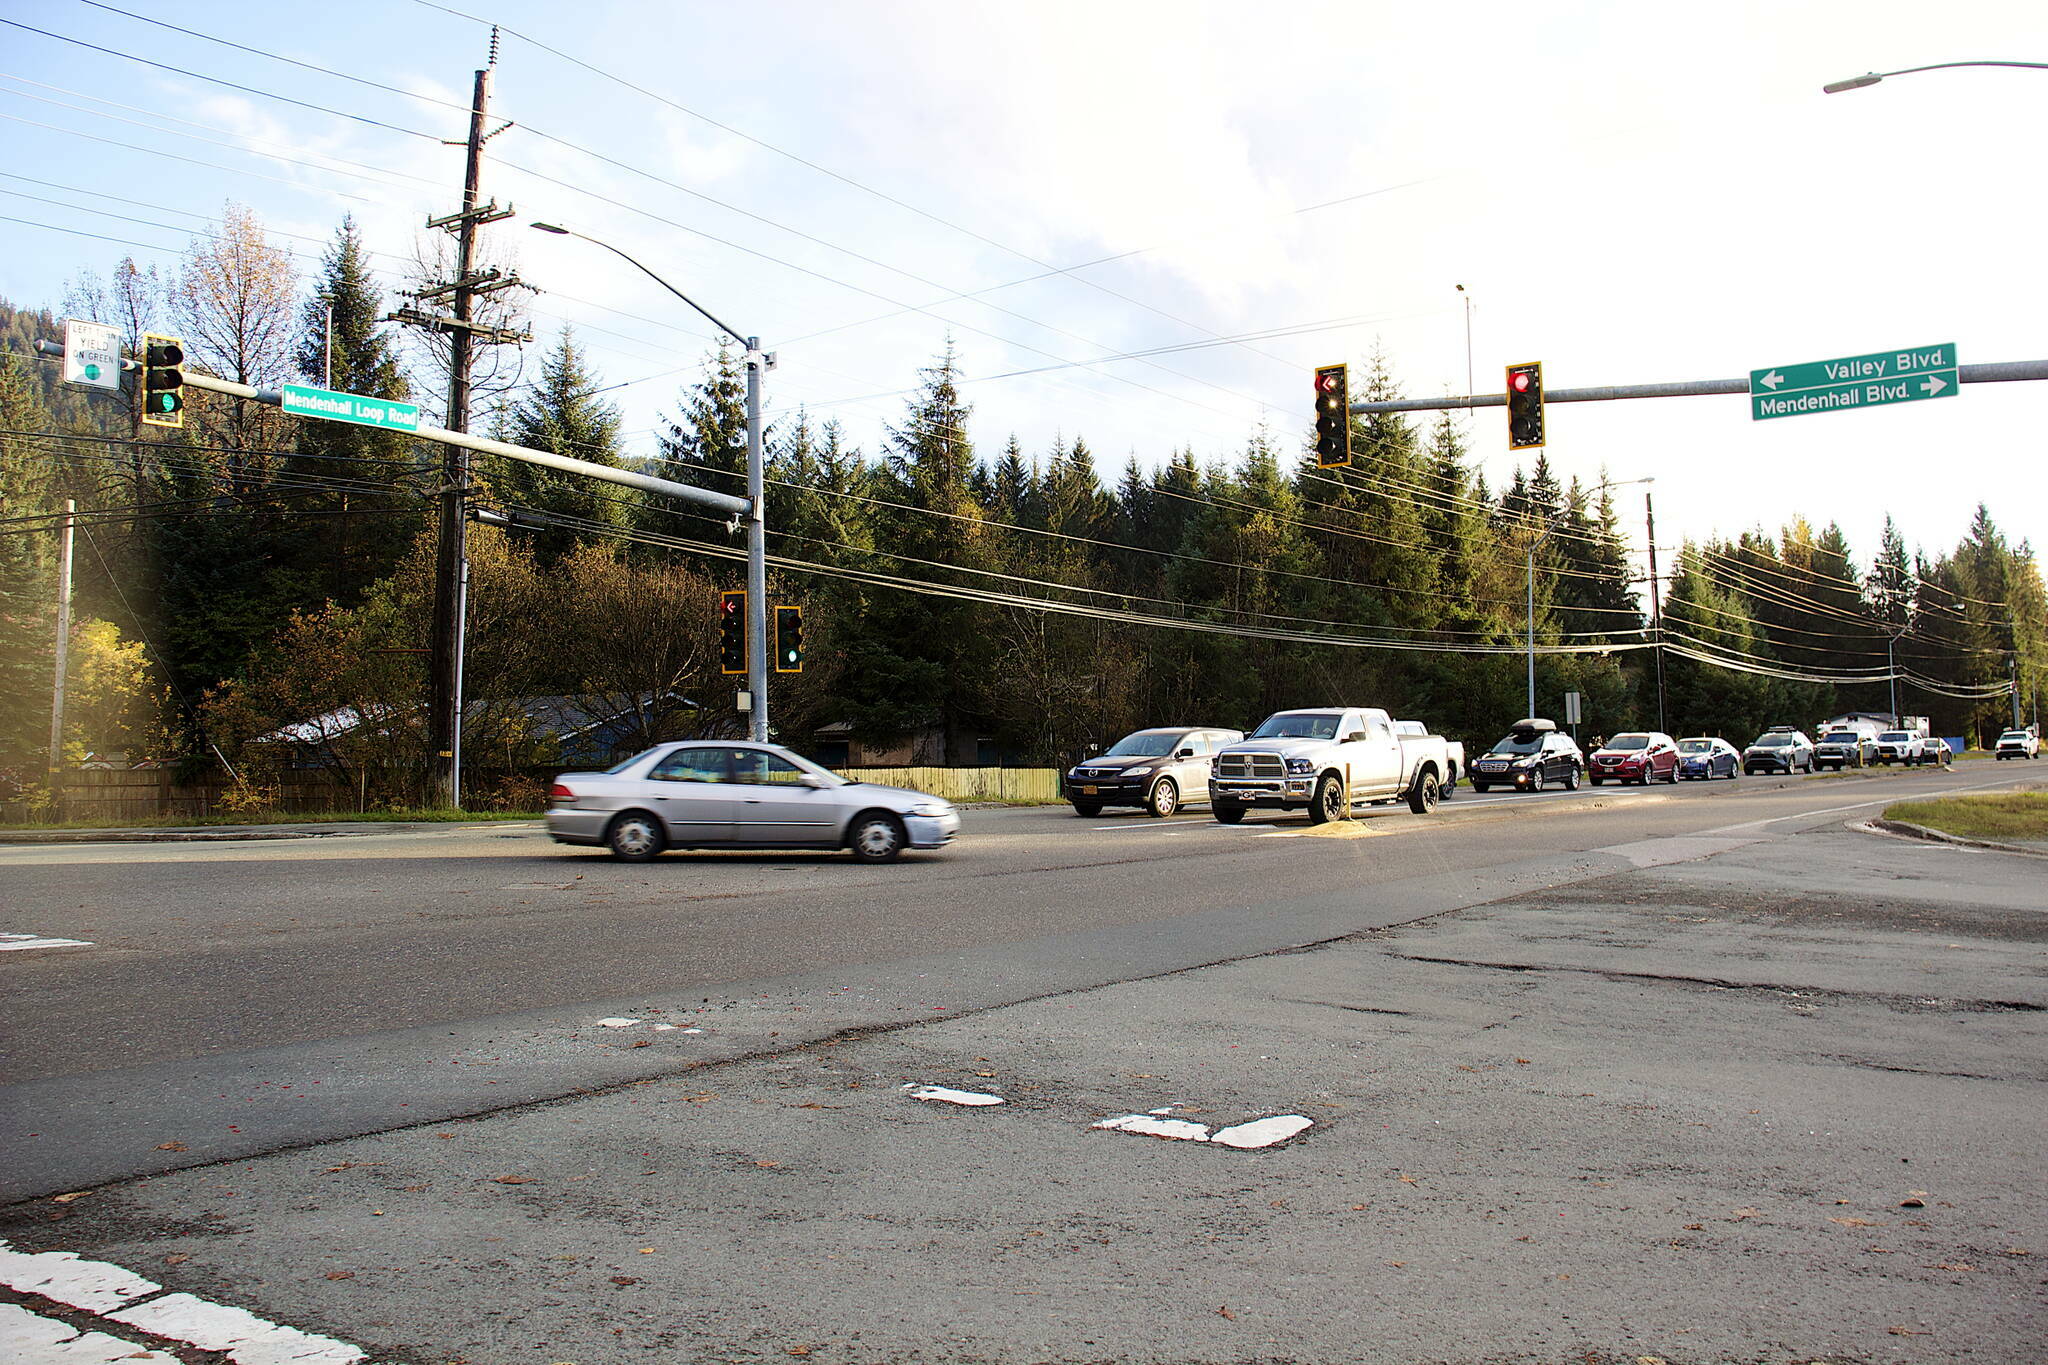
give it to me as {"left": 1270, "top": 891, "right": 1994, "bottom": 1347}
{"left": 494, "top": 329, "right": 630, "bottom": 562}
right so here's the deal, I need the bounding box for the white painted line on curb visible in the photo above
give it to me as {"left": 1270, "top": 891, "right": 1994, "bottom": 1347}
{"left": 0, "top": 1304, "right": 174, "bottom": 1364}
{"left": 0, "top": 1242, "right": 159, "bottom": 1312}
{"left": 1094, "top": 1113, "right": 1211, "bottom": 1141}
{"left": 904, "top": 1085, "right": 1005, "bottom": 1106}
{"left": 106, "top": 1293, "right": 365, "bottom": 1364}
{"left": 0, "top": 934, "right": 93, "bottom": 952}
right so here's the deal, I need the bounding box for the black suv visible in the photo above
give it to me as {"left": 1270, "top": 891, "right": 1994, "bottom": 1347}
{"left": 1469, "top": 718, "right": 1583, "bottom": 793}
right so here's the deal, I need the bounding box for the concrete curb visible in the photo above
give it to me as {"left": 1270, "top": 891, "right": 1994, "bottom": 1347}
{"left": 1855, "top": 817, "right": 2048, "bottom": 858}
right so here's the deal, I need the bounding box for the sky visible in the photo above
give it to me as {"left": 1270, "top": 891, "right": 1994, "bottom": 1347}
{"left": 3, "top": 0, "right": 2044, "bottom": 577}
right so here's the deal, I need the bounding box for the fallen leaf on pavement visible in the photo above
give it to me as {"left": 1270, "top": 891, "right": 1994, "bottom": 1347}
{"left": 163, "top": 1253, "right": 191, "bottom": 1265}
{"left": 51, "top": 1192, "right": 91, "bottom": 1204}
{"left": 1899, "top": 1192, "right": 1927, "bottom": 1207}
{"left": 1928, "top": 1262, "right": 1975, "bottom": 1272}
{"left": 156, "top": 1142, "right": 188, "bottom": 1152}
{"left": 610, "top": 1277, "right": 637, "bottom": 1286}
{"left": 492, "top": 1175, "right": 535, "bottom": 1184}
{"left": 1729, "top": 1208, "right": 1760, "bottom": 1220}
{"left": 1887, "top": 1326, "right": 1929, "bottom": 1336}
{"left": 1682, "top": 1223, "right": 1704, "bottom": 1231}
{"left": 326, "top": 1271, "right": 355, "bottom": 1281}
{"left": 1515, "top": 1058, "right": 1532, "bottom": 1065}
{"left": 1216, "top": 1306, "right": 1235, "bottom": 1319}
{"left": 1829, "top": 1216, "right": 1879, "bottom": 1227}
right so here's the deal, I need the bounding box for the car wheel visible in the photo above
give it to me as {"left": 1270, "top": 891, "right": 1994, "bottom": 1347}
{"left": 1214, "top": 802, "right": 1246, "bottom": 825}
{"left": 1565, "top": 766, "right": 1581, "bottom": 791}
{"left": 1470, "top": 781, "right": 1490, "bottom": 793}
{"left": 1665, "top": 765, "right": 1679, "bottom": 783}
{"left": 605, "top": 811, "right": 665, "bottom": 862}
{"left": 1407, "top": 770, "right": 1440, "bottom": 814}
{"left": 1588, "top": 777, "right": 1603, "bottom": 786}
{"left": 1146, "top": 778, "right": 1179, "bottom": 818}
{"left": 848, "top": 812, "right": 906, "bottom": 863}
{"left": 1070, "top": 800, "right": 1103, "bottom": 817}
{"left": 1307, "top": 773, "right": 1343, "bottom": 824}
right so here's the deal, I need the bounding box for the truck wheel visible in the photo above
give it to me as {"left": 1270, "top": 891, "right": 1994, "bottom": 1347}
{"left": 1307, "top": 773, "right": 1343, "bottom": 824}
{"left": 1213, "top": 802, "right": 1245, "bottom": 825}
{"left": 1407, "top": 770, "right": 1440, "bottom": 814}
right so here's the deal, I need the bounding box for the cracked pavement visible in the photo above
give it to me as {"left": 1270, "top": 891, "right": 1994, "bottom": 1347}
{"left": 7, "top": 808, "right": 2044, "bottom": 1364}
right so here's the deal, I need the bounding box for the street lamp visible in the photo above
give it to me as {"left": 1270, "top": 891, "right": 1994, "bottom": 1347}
{"left": 530, "top": 222, "right": 774, "bottom": 743}
{"left": 1823, "top": 60, "right": 2048, "bottom": 94}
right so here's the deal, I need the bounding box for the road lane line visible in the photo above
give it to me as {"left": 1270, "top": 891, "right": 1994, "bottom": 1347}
{"left": 0, "top": 934, "right": 93, "bottom": 952}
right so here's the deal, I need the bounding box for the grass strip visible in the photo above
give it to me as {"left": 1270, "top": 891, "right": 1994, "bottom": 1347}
{"left": 1883, "top": 792, "right": 2048, "bottom": 843}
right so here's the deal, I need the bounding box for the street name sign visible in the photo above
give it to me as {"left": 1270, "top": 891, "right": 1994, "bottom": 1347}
{"left": 1750, "top": 343, "right": 1957, "bottom": 421}
{"left": 62, "top": 318, "right": 121, "bottom": 390}
{"left": 280, "top": 383, "right": 421, "bottom": 433}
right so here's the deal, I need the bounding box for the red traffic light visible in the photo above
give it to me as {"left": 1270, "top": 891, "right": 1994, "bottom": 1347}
{"left": 1317, "top": 372, "right": 1342, "bottom": 394}
{"left": 1510, "top": 371, "right": 1531, "bottom": 393}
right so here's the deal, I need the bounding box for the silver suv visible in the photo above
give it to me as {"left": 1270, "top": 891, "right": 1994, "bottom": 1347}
{"left": 1066, "top": 727, "right": 1244, "bottom": 818}
{"left": 1742, "top": 727, "right": 1815, "bottom": 775}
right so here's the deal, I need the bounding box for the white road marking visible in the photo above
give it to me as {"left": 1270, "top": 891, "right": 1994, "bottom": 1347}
{"left": 0, "top": 1243, "right": 158, "bottom": 1311}
{"left": 1093, "top": 1111, "right": 1314, "bottom": 1148}
{"left": 106, "top": 1293, "right": 364, "bottom": 1364}
{"left": 905, "top": 1084, "right": 1005, "bottom": 1106}
{"left": 1210, "top": 1115, "right": 1315, "bottom": 1149}
{"left": 0, "top": 1242, "right": 365, "bottom": 1365}
{"left": 0, "top": 1304, "right": 175, "bottom": 1364}
{"left": 0, "top": 934, "right": 93, "bottom": 952}
{"left": 595, "top": 1017, "right": 640, "bottom": 1028}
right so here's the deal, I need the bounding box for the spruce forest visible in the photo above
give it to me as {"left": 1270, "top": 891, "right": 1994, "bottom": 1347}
{"left": 2, "top": 209, "right": 2042, "bottom": 808}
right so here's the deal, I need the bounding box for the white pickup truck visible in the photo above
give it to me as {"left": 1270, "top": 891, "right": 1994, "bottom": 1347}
{"left": 1209, "top": 707, "right": 1451, "bottom": 824}
{"left": 1395, "top": 719, "right": 1463, "bottom": 793}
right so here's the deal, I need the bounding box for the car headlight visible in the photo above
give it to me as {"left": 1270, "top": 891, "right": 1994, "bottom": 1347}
{"left": 1121, "top": 764, "right": 1155, "bottom": 775}
{"left": 1285, "top": 758, "right": 1316, "bottom": 774}
{"left": 908, "top": 802, "right": 951, "bottom": 818}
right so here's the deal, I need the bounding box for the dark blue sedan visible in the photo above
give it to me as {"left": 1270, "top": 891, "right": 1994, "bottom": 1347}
{"left": 1676, "top": 736, "right": 1741, "bottom": 780}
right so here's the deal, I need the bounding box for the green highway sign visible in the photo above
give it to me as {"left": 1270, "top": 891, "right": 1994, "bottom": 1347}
{"left": 280, "top": 383, "right": 421, "bottom": 433}
{"left": 1750, "top": 342, "right": 1958, "bottom": 422}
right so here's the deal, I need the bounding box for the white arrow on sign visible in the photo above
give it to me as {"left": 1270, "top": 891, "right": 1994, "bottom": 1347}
{"left": 1920, "top": 375, "right": 1948, "bottom": 396}
{"left": 1757, "top": 370, "right": 1785, "bottom": 390}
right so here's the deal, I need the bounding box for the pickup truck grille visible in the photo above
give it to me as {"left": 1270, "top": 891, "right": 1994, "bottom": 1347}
{"left": 1216, "top": 753, "right": 1283, "bottom": 779}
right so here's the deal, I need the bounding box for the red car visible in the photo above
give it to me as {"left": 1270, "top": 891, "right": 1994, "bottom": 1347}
{"left": 1587, "top": 732, "right": 1679, "bottom": 785}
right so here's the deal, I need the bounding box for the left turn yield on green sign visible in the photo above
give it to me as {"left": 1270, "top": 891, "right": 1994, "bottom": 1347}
{"left": 62, "top": 318, "right": 122, "bottom": 390}
{"left": 280, "top": 382, "right": 422, "bottom": 433}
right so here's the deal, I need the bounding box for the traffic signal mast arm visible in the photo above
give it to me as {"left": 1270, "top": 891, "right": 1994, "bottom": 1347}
{"left": 33, "top": 343, "right": 753, "bottom": 518}
{"left": 1341, "top": 360, "right": 2048, "bottom": 416}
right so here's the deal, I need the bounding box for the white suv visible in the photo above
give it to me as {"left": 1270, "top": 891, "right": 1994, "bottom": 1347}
{"left": 1995, "top": 728, "right": 2040, "bottom": 760}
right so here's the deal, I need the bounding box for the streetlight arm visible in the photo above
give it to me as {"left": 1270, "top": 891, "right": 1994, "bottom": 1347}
{"left": 529, "top": 222, "right": 751, "bottom": 347}
{"left": 1824, "top": 59, "right": 2048, "bottom": 93}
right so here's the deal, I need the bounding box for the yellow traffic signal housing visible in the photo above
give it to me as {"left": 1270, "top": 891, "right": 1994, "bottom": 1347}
{"left": 1506, "top": 361, "right": 1544, "bottom": 450}
{"left": 1313, "top": 363, "right": 1350, "bottom": 468}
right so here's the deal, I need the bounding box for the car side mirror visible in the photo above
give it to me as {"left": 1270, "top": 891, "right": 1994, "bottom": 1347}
{"left": 1344, "top": 732, "right": 1367, "bottom": 744}
{"left": 799, "top": 772, "right": 830, "bottom": 789}
{"left": 1176, "top": 747, "right": 1195, "bottom": 759}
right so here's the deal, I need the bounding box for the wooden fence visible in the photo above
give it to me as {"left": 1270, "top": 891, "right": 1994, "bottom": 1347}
{"left": 837, "top": 766, "right": 1061, "bottom": 804}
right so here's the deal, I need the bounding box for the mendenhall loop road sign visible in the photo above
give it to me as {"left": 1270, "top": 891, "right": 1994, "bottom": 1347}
{"left": 1750, "top": 342, "right": 1958, "bottom": 421}
{"left": 280, "top": 383, "right": 421, "bottom": 433}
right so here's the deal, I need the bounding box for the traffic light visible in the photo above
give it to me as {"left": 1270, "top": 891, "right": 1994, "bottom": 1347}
{"left": 719, "top": 590, "right": 746, "bottom": 674}
{"left": 1506, "top": 361, "right": 1544, "bottom": 450}
{"left": 1313, "top": 363, "right": 1350, "bottom": 469}
{"left": 774, "top": 604, "right": 803, "bottom": 673}
{"left": 140, "top": 333, "right": 185, "bottom": 429}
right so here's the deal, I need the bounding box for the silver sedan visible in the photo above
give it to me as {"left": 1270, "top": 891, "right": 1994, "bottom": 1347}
{"left": 546, "top": 741, "right": 961, "bottom": 862}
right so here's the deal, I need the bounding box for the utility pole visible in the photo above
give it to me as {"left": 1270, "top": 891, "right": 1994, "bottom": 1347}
{"left": 397, "top": 32, "right": 527, "bottom": 807}
{"left": 47, "top": 499, "right": 75, "bottom": 782}
{"left": 745, "top": 339, "right": 769, "bottom": 743}
{"left": 1645, "top": 487, "right": 1667, "bottom": 735}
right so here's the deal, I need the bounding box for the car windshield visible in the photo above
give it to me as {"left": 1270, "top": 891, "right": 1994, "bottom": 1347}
{"left": 1754, "top": 734, "right": 1791, "bottom": 746}
{"left": 1252, "top": 713, "right": 1342, "bottom": 740}
{"left": 1821, "top": 733, "right": 1859, "bottom": 743}
{"left": 2000, "top": 732, "right": 2028, "bottom": 741}
{"left": 1103, "top": 731, "right": 1181, "bottom": 758}
{"left": 1604, "top": 735, "right": 1650, "bottom": 751}
{"left": 606, "top": 747, "right": 662, "bottom": 774}
{"left": 1488, "top": 733, "right": 1545, "bottom": 755}
{"left": 1679, "top": 739, "right": 1715, "bottom": 753}
{"left": 1879, "top": 732, "right": 1911, "bottom": 743}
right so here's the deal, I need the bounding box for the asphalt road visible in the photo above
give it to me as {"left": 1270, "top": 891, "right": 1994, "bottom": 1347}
{"left": 2, "top": 762, "right": 2043, "bottom": 1364}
